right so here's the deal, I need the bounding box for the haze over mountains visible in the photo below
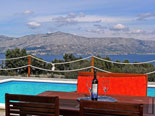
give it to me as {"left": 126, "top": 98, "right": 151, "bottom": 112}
{"left": 0, "top": 32, "right": 155, "bottom": 55}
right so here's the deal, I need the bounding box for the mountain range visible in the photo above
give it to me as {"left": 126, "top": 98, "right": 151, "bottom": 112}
{"left": 0, "top": 32, "right": 155, "bottom": 55}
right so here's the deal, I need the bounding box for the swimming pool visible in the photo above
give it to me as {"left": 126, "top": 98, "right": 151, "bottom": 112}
{"left": 0, "top": 80, "right": 155, "bottom": 104}
{"left": 0, "top": 80, "right": 77, "bottom": 103}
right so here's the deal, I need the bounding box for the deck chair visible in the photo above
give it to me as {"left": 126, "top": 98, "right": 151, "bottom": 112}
{"left": 5, "top": 93, "right": 59, "bottom": 116}
{"left": 80, "top": 100, "right": 143, "bottom": 116}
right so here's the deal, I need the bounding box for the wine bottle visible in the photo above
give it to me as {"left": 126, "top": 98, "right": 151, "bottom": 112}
{"left": 91, "top": 70, "right": 98, "bottom": 100}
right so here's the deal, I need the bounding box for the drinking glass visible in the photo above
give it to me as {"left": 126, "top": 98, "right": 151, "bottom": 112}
{"left": 87, "top": 80, "right": 92, "bottom": 97}
{"left": 102, "top": 80, "right": 110, "bottom": 96}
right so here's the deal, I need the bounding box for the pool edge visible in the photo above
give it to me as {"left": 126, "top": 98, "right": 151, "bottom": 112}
{"left": 0, "top": 103, "right": 5, "bottom": 109}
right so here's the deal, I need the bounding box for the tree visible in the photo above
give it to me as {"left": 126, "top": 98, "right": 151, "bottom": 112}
{"left": 52, "top": 53, "right": 90, "bottom": 79}
{"left": 29, "top": 55, "right": 53, "bottom": 76}
{"left": 5, "top": 48, "right": 28, "bottom": 75}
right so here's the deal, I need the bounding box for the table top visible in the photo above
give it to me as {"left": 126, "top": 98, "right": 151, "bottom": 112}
{"left": 38, "top": 91, "right": 155, "bottom": 116}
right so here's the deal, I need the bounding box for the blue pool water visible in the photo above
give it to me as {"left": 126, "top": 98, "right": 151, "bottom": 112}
{"left": 0, "top": 81, "right": 154, "bottom": 104}
{"left": 0, "top": 81, "right": 77, "bottom": 103}
{"left": 147, "top": 87, "right": 155, "bottom": 97}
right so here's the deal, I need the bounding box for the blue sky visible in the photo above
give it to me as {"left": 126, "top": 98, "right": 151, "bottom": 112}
{"left": 0, "top": 0, "right": 155, "bottom": 40}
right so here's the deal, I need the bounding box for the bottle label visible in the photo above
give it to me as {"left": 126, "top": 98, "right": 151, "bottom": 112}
{"left": 92, "top": 84, "right": 98, "bottom": 98}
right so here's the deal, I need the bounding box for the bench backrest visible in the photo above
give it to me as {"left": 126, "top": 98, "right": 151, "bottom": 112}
{"left": 77, "top": 72, "right": 148, "bottom": 96}
{"left": 5, "top": 93, "right": 59, "bottom": 116}
{"left": 80, "top": 100, "right": 143, "bottom": 116}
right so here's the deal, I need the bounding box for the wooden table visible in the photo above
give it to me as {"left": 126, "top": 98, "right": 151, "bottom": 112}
{"left": 38, "top": 91, "right": 155, "bottom": 116}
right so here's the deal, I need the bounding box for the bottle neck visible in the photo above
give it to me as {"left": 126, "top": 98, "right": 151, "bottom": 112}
{"left": 94, "top": 70, "right": 96, "bottom": 79}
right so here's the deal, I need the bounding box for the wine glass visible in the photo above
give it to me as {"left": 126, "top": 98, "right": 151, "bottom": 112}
{"left": 87, "top": 80, "right": 92, "bottom": 98}
{"left": 102, "top": 80, "right": 110, "bottom": 96}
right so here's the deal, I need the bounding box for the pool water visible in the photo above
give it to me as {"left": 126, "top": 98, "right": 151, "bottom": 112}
{"left": 0, "top": 81, "right": 154, "bottom": 104}
{"left": 147, "top": 87, "right": 155, "bottom": 97}
{"left": 0, "top": 81, "right": 77, "bottom": 103}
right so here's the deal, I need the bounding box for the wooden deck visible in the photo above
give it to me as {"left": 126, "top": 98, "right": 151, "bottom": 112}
{"left": 39, "top": 91, "right": 155, "bottom": 116}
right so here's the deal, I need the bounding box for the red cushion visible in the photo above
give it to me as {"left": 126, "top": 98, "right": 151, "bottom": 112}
{"left": 77, "top": 72, "right": 147, "bottom": 96}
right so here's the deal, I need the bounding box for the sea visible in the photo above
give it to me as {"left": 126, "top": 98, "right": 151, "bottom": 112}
{"left": 0, "top": 53, "right": 155, "bottom": 63}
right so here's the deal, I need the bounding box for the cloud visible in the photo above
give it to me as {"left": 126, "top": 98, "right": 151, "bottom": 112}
{"left": 50, "top": 13, "right": 86, "bottom": 26}
{"left": 79, "top": 12, "right": 85, "bottom": 17}
{"left": 52, "top": 13, "right": 87, "bottom": 26}
{"left": 130, "top": 29, "right": 146, "bottom": 34}
{"left": 30, "top": 13, "right": 85, "bottom": 26}
{"left": 86, "top": 28, "right": 104, "bottom": 34}
{"left": 52, "top": 15, "right": 77, "bottom": 26}
{"left": 24, "top": 10, "right": 33, "bottom": 15}
{"left": 151, "top": 30, "right": 155, "bottom": 35}
{"left": 30, "top": 13, "right": 133, "bottom": 24}
{"left": 110, "top": 24, "right": 129, "bottom": 31}
{"left": 126, "top": 29, "right": 155, "bottom": 38}
{"left": 136, "top": 13, "right": 155, "bottom": 21}
{"left": 127, "top": 29, "right": 155, "bottom": 35}
{"left": 26, "top": 22, "right": 40, "bottom": 29}
{"left": 73, "top": 16, "right": 131, "bottom": 23}
{"left": 94, "top": 24, "right": 106, "bottom": 29}
{"left": 31, "top": 16, "right": 53, "bottom": 22}
{"left": 67, "top": 13, "right": 77, "bottom": 18}
{"left": 86, "top": 24, "right": 106, "bottom": 34}
{"left": 73, "top": 16, "right": 101, "bottom": 23}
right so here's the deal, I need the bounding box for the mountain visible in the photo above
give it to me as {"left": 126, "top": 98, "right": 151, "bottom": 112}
{"left": 0, "top": 32, "right": 155, "bottom": 55}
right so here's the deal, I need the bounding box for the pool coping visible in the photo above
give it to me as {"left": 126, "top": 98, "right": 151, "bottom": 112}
{"left": 148, "top": 82, "right": 155, "bottom": 87}
{"left": 0, "top": 78, "right": 155, "bottom": 109}
{"left": 148, "top": 85, "right": 155, "bottom": 87}
{"left": 0, "top": 78, "right": 77, "bottom": 84}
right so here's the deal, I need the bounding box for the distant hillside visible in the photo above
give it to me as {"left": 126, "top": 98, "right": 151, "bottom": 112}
{"left": 0, "top": 32, "right": 155, "bottom": 55}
